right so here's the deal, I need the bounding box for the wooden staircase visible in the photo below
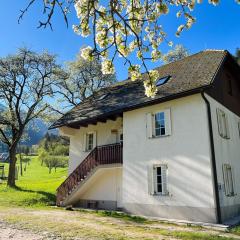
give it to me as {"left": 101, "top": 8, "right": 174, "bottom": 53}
{"left": 56, "top": 143, "right": 123, "bottom": 206}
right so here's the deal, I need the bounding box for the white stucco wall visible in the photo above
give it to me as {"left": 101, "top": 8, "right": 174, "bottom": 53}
{"left": 81, "top": 168, "right": 122, "bottom": 204}
{"left": 60, "top": 118, "right": 123, "bottom": 175}
{"left": 207, "top": 95, "right": 240, "bottom": 219}
{"left": 122, "top": 94, "right": 215, "bottom": 210}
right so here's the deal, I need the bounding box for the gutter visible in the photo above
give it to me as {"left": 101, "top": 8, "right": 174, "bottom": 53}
{"left": 201, "top": 91, "right": 222, "bottom": 224}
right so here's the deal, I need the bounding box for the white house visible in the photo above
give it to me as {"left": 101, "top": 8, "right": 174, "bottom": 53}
{"left": 50, "top": 50, "right": 240, "bottom": 224}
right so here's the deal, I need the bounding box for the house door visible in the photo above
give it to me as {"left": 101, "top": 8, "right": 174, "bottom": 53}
{"left": 118, "top": 129, "right": 123, "bottom": 144}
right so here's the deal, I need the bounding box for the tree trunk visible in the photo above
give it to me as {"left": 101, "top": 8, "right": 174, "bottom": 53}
{"left": 7, "top": 146, "right": 17, "bottom": 187}
{"left": 20, "top": 153, "right": 23, "bottom": 176}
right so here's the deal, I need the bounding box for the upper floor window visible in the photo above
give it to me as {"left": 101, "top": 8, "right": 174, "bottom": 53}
{"left": 86, "top": 133, "right": 94, "bottom": 151}
{"left": 146, "top": 109, "right": 171, "bottom": 138}
{"left": 216, "top": 108, "right": 230, "bottom": 139}
{"left": 85, "top": 132, "right": 97, "bottom": 151}
{"left": 222, "top": 164, "right": 235, "bottom": 197}
{"left": 119, "top": 133, "right": 123, "bottom": 144}
{"left": 155, "top": 112, "right": 166, "bottom": 137}
{"left": 228, "top": 79, "right": 233, "bottom": 96}
{"left": 238, "top": 122, "right": 240, "bottom": 139}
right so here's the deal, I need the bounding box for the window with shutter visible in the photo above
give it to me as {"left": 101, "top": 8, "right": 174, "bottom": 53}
{"left": 152, "top": 164, "right": 168, "bottom": 195}
{"left": 85, "top": 133, "right": 94, "bottom": 151}
{"left": 146, "top": 109, "right": 171, "bottom": 139}
{"left": 222, "top": 164, "right": 235, "bottom": 197}
{"left": 238, "top": 122, "right": 240, "bottom": 138}
{"left": 216, "top": 109, "right": 230, "bottom": 139}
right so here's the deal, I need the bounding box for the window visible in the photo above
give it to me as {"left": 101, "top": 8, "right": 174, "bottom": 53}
{"left": 148, "top": 164, "right": 168, "bottom": 195}
{"left": 98, "top": 93, "right": 109, "bottom": 101}
{"left": 155, "top": 112, "right": 166, "bottom": 136}
{"left": 216, "top": 108, "right": 230, "bottom": 139}
{"left": 228, "top": 79, "right": 233, "bottom": 96}
{"left": 238, "top": 122, "right": 240, "bottom": 138}
{"left": 146, "top": 109, "right": 171, "bottom": 138}
{"left": 156, "top": 76, "right": 170, "bottom": 87}
{"left": 86, "top": 133, "right": 94, "bottom": 151}
{"left": 119, "top": 133, "right": 123, "bottom": 144}
{"left": 222, "top": 164, "right": 235, "bottom": 197}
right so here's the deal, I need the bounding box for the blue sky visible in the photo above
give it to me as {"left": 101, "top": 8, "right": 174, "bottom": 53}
{"left": 0, "top": 1, "right": 239, "bottom": 81}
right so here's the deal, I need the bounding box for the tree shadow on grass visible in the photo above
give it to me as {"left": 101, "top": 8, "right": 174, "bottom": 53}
{"left": 12, "top": 185, "right": 56, "bottom": 206}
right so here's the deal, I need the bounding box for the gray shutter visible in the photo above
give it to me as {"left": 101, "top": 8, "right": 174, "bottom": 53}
{"left": 147, "top": 165, "right": 154, "bottom": 195}
{"left": 93, "top": 131, "right": 97, "bottom": 148}
{"left": 216, "top": 108, "right": 223, "bottom": 137}
{"left": 238, "top": 122, "right": 240, "bottom": 138}
{"left": 83, "top": 133, "right": 87, "bottom": 151}
{"left": 164, "top": 109, "right": 172, "bottom": 136}
{"left": 161, "top": 165, "right": 168, "bottom": 195}
{"left": 224, "top": 114, "right": 230, "bottom": 139}
{"left": 146, "top": 113, "right": 153, "bottom": 138}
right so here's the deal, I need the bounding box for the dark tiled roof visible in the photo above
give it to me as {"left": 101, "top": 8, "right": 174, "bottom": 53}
{"left": 50, "top": 50, "right": 228, "bottom": 129}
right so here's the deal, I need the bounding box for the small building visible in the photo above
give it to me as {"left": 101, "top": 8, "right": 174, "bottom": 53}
{"left": 50, "top": 50, "right": 240, "bottom": 224}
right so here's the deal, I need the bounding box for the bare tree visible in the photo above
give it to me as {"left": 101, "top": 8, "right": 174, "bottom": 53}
{"left": 162, "top": 45, "right": 189, "bottom": 64}
{"left": 0, "top": 48, "right": 59, "bottom": 187}
{"left": 18, "top": 0, "right": 240, "bottom": 97}
{"left": 54, "top": 52, "right": 116, "bottom": 112}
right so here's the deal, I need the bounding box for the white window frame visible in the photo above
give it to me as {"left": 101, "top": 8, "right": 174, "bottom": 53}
{"left": 216, "top": 108, "right": 230, "bottom": 139}
{"left": 222, "top": 164, "right": 235, "bottom": 197}
{"left": 84, "top": 131, "right": 97, "bottom": 152}
{"left": 148, "top": 164, "right": 168, "bottom": 196}
{"left": 154, "top": 112, "right": 166, "bottom": 137}
{"left": 146, "top": 109, "right": 171, "bottom": 139}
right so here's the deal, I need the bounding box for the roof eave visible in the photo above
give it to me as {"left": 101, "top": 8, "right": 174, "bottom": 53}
{"left": 49, "top": 85, "right": 212, "bottom": 130}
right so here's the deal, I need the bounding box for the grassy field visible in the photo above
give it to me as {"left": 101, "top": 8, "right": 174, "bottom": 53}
{"left": 0, "top": 156, "right": 67, "bottom": 207}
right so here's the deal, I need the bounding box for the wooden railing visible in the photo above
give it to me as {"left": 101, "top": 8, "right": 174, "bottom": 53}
{"left": 56, "top": 143, "right": 123, "bottom": 206}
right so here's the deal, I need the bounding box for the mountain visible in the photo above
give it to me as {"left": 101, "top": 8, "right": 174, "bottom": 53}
{"left": 21, "top": 119, "right": 58, "bottom": 146}
{"left": 0, "top": 103, "right": 58, "bottom": 148}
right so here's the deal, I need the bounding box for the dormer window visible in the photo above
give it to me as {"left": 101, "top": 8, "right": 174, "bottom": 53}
{"left": 98, "top": 93, "right": 109, "bottom": 100}
{"left": 156, "top": 76, "right": 170, "bottom": 87}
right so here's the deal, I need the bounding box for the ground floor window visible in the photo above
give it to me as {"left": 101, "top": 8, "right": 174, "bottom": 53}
{"left": 151, "top": 164, "right": 168, "bottom": 195}
{"left": 222, "top": 164, "right": 235, "bottom": 197}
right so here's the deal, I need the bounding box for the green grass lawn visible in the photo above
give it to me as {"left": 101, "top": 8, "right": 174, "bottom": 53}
{"left": 0, "top": 156, "right": 67, "bottom": 207}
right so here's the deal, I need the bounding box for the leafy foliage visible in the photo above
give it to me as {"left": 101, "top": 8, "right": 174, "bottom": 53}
{"left": 38, "top": 133, "right": 69, "bottom": 173}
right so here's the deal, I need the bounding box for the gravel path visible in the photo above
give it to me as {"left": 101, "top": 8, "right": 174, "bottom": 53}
{"left": 0, "top": 221, "right": 61, "bottom": 240}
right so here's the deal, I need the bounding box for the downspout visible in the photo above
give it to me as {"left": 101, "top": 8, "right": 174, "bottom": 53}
{"left": 201, "top": 91, "right": 222, "bottom": 224}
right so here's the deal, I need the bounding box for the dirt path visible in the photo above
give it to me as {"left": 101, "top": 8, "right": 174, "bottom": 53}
{"left": 0, "top": 221, "right": 52, "bottom": 240}
{"left": 0, "top": 207, "right": 239, "bottom": 240}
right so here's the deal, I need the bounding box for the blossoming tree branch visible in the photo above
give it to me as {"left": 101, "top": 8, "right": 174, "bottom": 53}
{"left": 20, "top": 0, "right": 240, "bottom": 97}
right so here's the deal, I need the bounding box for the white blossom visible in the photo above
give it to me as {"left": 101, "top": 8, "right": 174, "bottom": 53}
{"left": 101, "top": 59, "right": 115, "bottom": 74}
